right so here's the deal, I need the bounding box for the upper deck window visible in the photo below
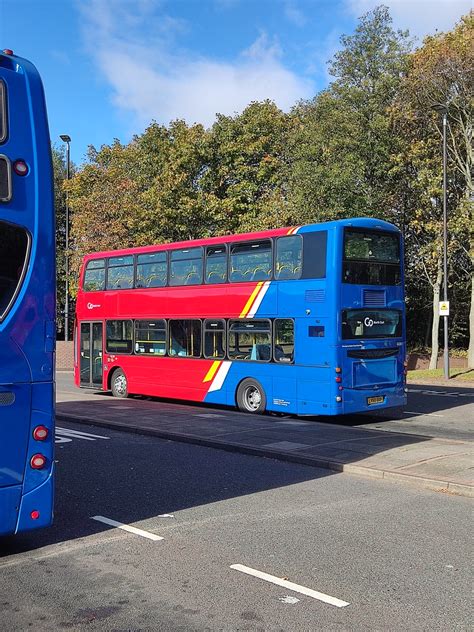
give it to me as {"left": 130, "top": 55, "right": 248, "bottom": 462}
{"left": 0, "top": 221, "right": 29, "bottom": 321}
{"left": 136, "top": 252, "right": 167, "bottom": 288}
{"left": 275, "top": 236, "right": 302, "bottom": 280}
{"left": 170, "top": 247, "right": 203, "bottom": 286}
{"left": 230, "top": 240, "right": 272, "bottom": 283}
{"left": 107, "top": 255, "right": 134, "bottom": 290}
{"left": 343, "top": 229, "right": 401, "bottom": 285}
{"left": 83, "top": 259, "right": 106, "bottom": 292}
{"left": 205, "top": 246, "right": 227, "bottom": 284}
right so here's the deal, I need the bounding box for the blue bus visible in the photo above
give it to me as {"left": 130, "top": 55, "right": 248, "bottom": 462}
{"left": 75, "top": 218, "right": 406, "bottom": 416}
{"left": 0, "top": 50, "right": 55, "bottom": 536}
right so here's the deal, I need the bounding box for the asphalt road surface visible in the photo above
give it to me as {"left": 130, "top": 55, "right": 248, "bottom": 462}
{"left": 56, "top": 371, "right": 474, "bottom": 441}
{"left": 0, "top": 420, "right": 471, "bottom": 631}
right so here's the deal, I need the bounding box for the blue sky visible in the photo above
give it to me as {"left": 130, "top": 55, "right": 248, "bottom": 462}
{"left": 1, "top": 0, "right": 470, "bottom": 164}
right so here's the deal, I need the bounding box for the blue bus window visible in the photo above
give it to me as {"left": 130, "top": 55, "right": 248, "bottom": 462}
{"left": 275, "top": 236, "right": 302, "bottom": 280}
{"left": 0, "top": 221, "right": 29, "bottom": 320}
{"left": 0, "top": 80, "right": 6, "bottom": 143}
{"left": 309, "top": 325, "right": 325, "bottom": 337}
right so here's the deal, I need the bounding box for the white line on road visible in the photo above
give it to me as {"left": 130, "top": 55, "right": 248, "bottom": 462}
{"left": 230, "top": 564, "right": 350, "bottom": 608}
{"left": 56, "top": 427, "right": 110, "bottom": 440}
{"left": 91, "top": 516, "right": 163, "bottom": 541}
{"left": 403, "top": 411, "right": 444, "bottom": 418}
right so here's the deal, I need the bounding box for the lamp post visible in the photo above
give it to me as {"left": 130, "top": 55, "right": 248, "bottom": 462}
{"left": 59, "top": 134, "right": 71, "bottom": 342}
{"left": 432, "top": 105, "right": 449, "bottom": 379}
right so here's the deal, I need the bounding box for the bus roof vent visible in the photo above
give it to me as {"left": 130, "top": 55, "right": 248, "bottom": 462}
{"left": 363, "top": 289, "right": 386, "bottom": 307}
{"left": 305, "top": 289, "right": 325, "bottom": 303}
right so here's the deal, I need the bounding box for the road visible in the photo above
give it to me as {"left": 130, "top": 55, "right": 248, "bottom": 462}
{"left": 0, "top": 419, "right": 471, "bottom": 631}
{"left": 56, "top": 371, "right": 474, "bottom": 441}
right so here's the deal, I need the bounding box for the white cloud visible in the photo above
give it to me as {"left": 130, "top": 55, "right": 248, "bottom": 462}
{"left": 345, "top": 0, "right": 471, "bottom": 39}
{"left": 284, "top": 1, "right": 307, "bottom": 27}
{"left": 79, "top": 1, "right": 314, "bottom": 130}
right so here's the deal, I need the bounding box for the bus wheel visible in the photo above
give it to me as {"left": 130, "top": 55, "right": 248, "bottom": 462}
{"left": 111, "top": 368, "right": 128, "bottom": 398}
{"left": 236, "top": 379, "right": 266, "bottom": 414}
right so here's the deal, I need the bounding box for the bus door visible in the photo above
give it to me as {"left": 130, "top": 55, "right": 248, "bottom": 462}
{"left": 80, "top": 322, "right": 103, "bottom": 387}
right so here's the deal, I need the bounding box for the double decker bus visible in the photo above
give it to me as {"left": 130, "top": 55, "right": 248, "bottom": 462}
{"left": 74, "top": 218, "right": 406, "bottom": 416}
{"left": 0, "top": 51, "right": 55, "bottom": 536}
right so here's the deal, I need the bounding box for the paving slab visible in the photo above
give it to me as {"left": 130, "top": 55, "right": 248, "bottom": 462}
{"left": 56, "top": 395, "right": 473, "bottom": 498}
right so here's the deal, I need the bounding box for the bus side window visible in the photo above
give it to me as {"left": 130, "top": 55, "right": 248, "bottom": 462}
{"left": 169, "top": 319, "right": 202, "bottom": 357}
{"left": 205, "top": 246, "right": 227, "bottom": 284}
{"left": 106, "top": 320, "right": 133, "bottom": 354}
{"left": 229, "top": 240, "right": 272, "bottom": 283}
{"left": 135, "top": 320, "right": 166, "bottom": 355}
{"left": 83, "top": 259, "right": 105, "bottom": 292}
{"left": 136, "top": 252, "right": 167, "bottom": 288}
{"left": 107, "top": 255, "right": 134, "bottom": 290}
{"left": 203, "top": 319, "right": 225, "bottom": 359}
{"left": 170, "top": 248, "right": 203, "bottom": 286}
{"left": 275, "top": 236, "right": 302, "bottom": 280}
{"left": 228, "top": 319, "right": 271, "bottom": 361}
{"left": 274, "top": 319, "right": 294, "bottom": 362}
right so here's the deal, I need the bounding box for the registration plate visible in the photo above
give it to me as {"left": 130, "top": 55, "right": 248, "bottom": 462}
{"left": 367, "top": 396, "right": 384, "bottom": 405}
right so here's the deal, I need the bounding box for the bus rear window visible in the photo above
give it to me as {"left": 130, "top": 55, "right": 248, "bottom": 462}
{"left": 343, "top": 229, "right": 401, "bottom": 285}
{"left": 0, "top": 221, "right": 29, "bottom": 320}
{"left": 342, "top": 309, "right": 402, "bottom": 339}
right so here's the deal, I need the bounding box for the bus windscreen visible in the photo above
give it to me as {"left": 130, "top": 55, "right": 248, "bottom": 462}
{"left": 343, "top": 229, "right": 400, "bottom": 285}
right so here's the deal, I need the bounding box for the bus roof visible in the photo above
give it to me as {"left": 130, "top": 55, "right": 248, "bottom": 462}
{"left": 81, "top": 217, "right": 400, "bottom": 263}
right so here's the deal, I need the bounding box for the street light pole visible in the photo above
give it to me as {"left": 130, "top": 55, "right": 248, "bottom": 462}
{"left": 59, "top": 134, "right": 71, "bottom": 342}
{"left": 432, "top": 106, "right": 449, "bottom": 379}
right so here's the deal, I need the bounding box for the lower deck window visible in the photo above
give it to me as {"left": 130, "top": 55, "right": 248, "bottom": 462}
{"left": 228, "top": 319, "right": 271, "bottom": 361}
{"left": 169, "top": 320, "right": 201, "bottom": 357}
{"left": 135, "top": 320, "right": 166, "bottom": 355}
{"left": 106, "top": 320, "right": 133, "bottom": 353}
{"left": 274, "top": 319, "right": 294, "bottom": 362}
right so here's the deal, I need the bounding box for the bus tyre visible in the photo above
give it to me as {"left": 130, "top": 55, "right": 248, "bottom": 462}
{"left": 236, "top": 379, "right": 266, "bottom": 414}
{"left": 111, "top": 368, "right": 128, "bottom": 398}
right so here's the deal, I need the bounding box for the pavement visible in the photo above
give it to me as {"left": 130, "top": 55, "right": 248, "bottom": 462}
{"left": 56, "top": 374, "right": 474, "bottom": 498}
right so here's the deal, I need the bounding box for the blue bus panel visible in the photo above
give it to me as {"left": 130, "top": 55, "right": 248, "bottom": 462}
{"left": 0, "top": 51, "right": 55, "bottom": 536}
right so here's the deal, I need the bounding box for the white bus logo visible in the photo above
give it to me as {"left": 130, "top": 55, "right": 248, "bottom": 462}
{"left": 87, "top": 302, "right": 101, "bottom": 310}
{"left": 364, "top": 317, "right": 385, "bottom": 327}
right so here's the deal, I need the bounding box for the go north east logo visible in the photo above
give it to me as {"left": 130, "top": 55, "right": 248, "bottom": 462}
{"left": 364, "top": 317, "right": 385, "bottom": 327}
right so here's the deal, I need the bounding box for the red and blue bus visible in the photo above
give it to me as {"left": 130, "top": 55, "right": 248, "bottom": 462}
{"left": 74, "top": 218, "right": 406, "bottom": 416}
{"left": 0, "top": 51, "right": 55, "bottom": 536}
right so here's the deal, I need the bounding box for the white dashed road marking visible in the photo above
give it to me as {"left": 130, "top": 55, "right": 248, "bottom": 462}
{"left": 55, "top": 427, "right": 110, "bottom": 444}
{"left": 91, "top": 516, "right": 163, "bottom": 541}
{"left": 230, "top": 564, "right": 350, "bottom": 608}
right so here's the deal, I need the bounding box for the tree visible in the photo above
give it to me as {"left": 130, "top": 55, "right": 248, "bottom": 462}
{"left": 287, "top": 5, "right": 412, "bottom": 226}
{"left": 392, "top": 13, "right": 473, "bottom": 366}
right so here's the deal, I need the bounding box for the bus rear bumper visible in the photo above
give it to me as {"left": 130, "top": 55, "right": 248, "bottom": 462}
{"left": 341, "top": 387, "right": 407, "bottom": 415}
{"left": 16, "top": 465, "right": 54, "bottom": 533}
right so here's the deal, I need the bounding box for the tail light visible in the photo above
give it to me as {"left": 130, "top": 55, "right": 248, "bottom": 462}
{"left": 335, "top": 367, "right": 342, "bottom": 373}
{"left": 30, "top": 510, "right": 40, "bottom": 520}
{"left": 335, "top": 376, "right": 342, "bottom": 383}
{"left": 336, "top": 396, "right": 342, "bottom": 402}
{"left": 30, "top": 454, "right": 47, "bottom": 469}
{"left": 33, "top": 425, "right": 48, "bottom": 441}
{"left": 13, "top": 159, "right": 29, "bottom": 176}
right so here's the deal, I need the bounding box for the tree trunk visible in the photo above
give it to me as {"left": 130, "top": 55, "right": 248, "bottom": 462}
{"left": 429, "top": 260, "right": 442, "bottom": 370}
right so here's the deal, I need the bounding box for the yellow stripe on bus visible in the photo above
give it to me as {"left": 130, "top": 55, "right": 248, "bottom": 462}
{"left": 239, "top": 282, "right": 263, "bottom": 318}
{"left": 203, "top": 360, "right": 221, "bottom": 383}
